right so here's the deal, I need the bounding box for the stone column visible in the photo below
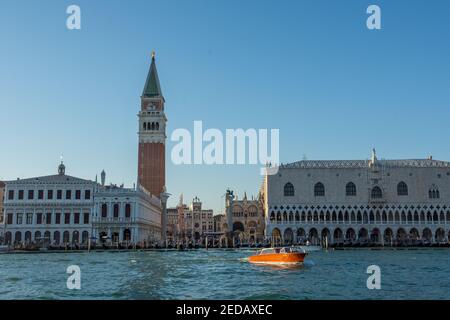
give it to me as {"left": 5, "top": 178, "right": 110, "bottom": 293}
{"left": 160, "top": 190, "right": 170, "bottom": 244}
{"left": 225, "top": 190, "right": 234, "bottom": 247}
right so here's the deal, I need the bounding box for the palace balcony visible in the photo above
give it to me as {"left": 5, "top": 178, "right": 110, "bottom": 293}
{"left": 92, "top": 217, "right": 135, "bottom": 224}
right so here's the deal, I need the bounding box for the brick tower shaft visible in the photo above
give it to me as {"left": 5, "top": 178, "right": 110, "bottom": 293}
{"left": 137, "top": 52, "right": 166, "bottom": 196}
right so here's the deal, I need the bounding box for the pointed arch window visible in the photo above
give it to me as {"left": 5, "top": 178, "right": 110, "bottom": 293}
{"left": 397, "top": 181, "right": 408, "bottom": 196}
{"left": 314, "top": 182, "right": 325, "bottom": 197}
{"left": 371, "top": 186, "right": 382, "bottom": 199}
{"left": 346, "top": 182, "right": 356, "bottom": 196}
{"left": 284, "top": 183, "right": 294, "bottom": 197}
{"left": 429, "top": 185, "right": 440, "bottom": 199}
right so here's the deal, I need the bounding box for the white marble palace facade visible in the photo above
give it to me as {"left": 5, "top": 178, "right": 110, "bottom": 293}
{"left": 2, "top": 163, "right": 162, "bottom": 247}
{"left": 92, "top": 184, "right": 162, "bottom": 245}
{"left": 2, "top": 162, "right": 95, "bottom": 246}
{"left": 262, "top": 151, "right": 450, "bottom": 245}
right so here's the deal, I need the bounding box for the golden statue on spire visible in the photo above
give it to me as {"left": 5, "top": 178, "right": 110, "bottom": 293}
{"left": 151, "top": 50, "right": 156, "bottom": 59}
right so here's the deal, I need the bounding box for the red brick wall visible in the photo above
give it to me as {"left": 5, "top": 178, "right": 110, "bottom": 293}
{"left": 138, "top": 142, "right": 165, "bottom": 196}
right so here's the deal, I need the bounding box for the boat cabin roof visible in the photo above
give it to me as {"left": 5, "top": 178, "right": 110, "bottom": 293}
{"left": 258, "top": 247, "right": 299, "bottom": 255}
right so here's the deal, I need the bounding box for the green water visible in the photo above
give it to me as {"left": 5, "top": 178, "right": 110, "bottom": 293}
{"left": 0, "top": 248, "right": 449, "bottom": 299}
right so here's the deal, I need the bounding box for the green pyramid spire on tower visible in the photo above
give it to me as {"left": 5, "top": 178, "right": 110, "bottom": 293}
{"left": 142, "top": 51, "right": 163, "bottom": 98}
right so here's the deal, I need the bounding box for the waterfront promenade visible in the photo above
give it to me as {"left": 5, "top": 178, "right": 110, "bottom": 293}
{"left": 1, "top": 240, "right": 449, "bottom": 254}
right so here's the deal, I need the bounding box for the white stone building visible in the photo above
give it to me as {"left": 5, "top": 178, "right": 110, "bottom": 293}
{"left": 262, "top": 151, "right": 450, "bottom": 246}
{"left": 0, "top": 180, "right": 5, "bottom": 240}
{"left": 2, "top": 162, "right": 95, "bottom": 247}
{"left": 92, "top": 183, "right": 162, "bottom": 245}
{"left": 2, "top": 163, "right": 163, "bottom": 248}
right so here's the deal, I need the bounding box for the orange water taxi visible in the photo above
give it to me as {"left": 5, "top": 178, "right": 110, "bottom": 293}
{"left": 248, "top": 247, "right": 307, "bottom": 265}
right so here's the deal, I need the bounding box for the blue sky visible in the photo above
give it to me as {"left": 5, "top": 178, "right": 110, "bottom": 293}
{"left": 1, "top": 0, "right": 449, "bottom": 213}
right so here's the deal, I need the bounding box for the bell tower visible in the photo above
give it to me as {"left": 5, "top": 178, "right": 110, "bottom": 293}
{"left": 137, "top": 51, "right": 166, "bottom": 196}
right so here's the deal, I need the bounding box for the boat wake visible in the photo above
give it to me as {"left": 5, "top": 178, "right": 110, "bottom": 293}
{"left": 303, "top": 260, "right": 315, "bottom": 267}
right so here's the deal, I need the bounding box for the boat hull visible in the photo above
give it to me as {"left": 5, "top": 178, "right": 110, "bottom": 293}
{"left": 248, "top": 252, "right": 306, "bottom": 265}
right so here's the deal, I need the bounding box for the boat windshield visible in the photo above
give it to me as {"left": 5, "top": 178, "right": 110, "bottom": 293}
{"left": 260, "top": 248, "right": 281, "bottom": 255}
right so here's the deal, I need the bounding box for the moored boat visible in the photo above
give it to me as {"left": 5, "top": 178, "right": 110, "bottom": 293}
{"left": 248, "top": 247, "right": 307, "bottom": 265}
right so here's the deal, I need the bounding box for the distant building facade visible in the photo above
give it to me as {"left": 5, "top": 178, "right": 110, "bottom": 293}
{"left": 0, "top": 180, "right": 5, "bottom": 240}
{"left": 167, "top": 196, "right": 214, "bottom": 241}
{"left": 213, "top": 214, "right": 224, "bottom": 233}
{"left": 167, "top": 207, "right": 179, "bottom": 238}
{"left": 2, "top": 162, "right": 95, "bottom": 246}
{"left": 2, "top": 163, "right": 162, "bottom": 247}
{"left": 262, "top": 151, "right": 450, "bottom": 245}
{"left": 218, "top": 192, "right": 265, "bottom": 243}
{"left": 92, "top": 184, "right": 162, "bottom": 245}
{"left": 0, "top": 180, "right": 5, "bottom": 224}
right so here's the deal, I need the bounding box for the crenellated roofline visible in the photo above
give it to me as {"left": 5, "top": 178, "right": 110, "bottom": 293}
{"left": 281, "top": 159, "right": 450, "bottom": 169}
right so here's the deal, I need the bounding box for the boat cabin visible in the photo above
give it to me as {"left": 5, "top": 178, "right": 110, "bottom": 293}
{"left": 256, "top": 247, "right": 300, "bottom": 255}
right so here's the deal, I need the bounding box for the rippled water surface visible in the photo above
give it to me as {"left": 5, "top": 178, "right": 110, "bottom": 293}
{"left": 0, "top": 249, "right": 449, "bottom": 299}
